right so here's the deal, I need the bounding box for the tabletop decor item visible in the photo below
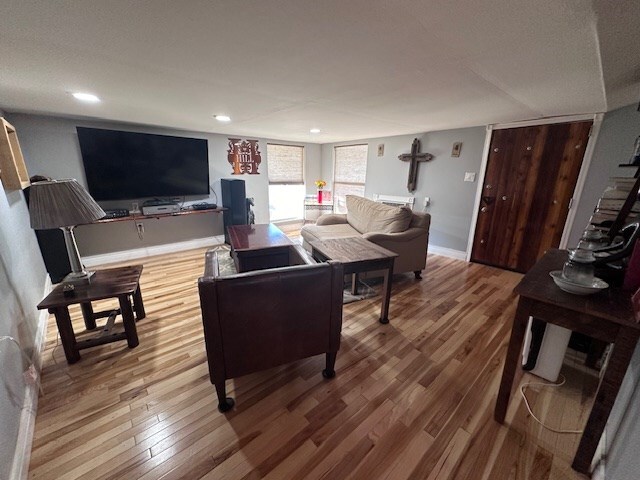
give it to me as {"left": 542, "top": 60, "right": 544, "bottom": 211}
{"left": 315, "top": 179, "right": 326, "bottom": 202}
{"left": 549, "top": 270, "right": 609, "bottom": 295}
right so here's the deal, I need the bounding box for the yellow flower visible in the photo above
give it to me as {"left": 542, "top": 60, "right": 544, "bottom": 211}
{"left": 315, "top": 180, "right": 326, "bottom": 189}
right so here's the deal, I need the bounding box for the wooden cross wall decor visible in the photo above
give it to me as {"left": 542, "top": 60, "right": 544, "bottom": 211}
{"left": 398, "top": 138, "right": 433, "bottom": 192}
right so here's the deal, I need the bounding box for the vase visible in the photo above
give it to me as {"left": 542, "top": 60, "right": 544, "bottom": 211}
{"left": 317, "top": 190, "right": 323, "bottom": 203}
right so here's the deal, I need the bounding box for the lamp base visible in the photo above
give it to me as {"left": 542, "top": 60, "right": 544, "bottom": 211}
{"left": 62, "top": 270, "right": 95, "bottom": 284}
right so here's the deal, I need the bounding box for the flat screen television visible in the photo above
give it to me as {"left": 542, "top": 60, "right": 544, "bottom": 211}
{"left": 77, "top": 127, "right": 210, "bottom": 201}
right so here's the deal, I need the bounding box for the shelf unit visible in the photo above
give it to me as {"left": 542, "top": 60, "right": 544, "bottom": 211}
{"left": 89, "top": 207, "right": 226, "bottom": 225}
{"left": 0, "top": 118, "right": 30, "bottom": 190}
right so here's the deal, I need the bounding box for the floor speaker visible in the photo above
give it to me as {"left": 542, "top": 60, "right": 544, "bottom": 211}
{"left": 221, "top": 179, "right": 248, "bottom": 244}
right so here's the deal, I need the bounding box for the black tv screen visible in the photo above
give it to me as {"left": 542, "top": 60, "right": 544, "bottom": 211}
{"left": 77, "top": 127, "right": 210, "bottom": 201}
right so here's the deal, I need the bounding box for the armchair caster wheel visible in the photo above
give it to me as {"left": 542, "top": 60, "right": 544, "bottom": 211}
{"left": 217, "top": 397, "right": 235, "bottom": 413}
{"left": 414, "top": 271, "right": 422, "bottom": 280}
{"left": 322, "top": 369, "right": 336, "bottom": 379}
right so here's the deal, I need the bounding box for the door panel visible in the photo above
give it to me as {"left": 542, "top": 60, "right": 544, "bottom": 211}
{"left": 471, "top": 121, "right": 592, "bottom": 273}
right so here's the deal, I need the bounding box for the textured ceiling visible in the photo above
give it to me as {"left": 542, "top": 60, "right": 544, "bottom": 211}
{"left": 0, "top": 0, "right": 637, "bottom": 143}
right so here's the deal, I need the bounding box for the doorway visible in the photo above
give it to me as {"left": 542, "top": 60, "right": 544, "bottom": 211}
{"left": 470, "top": 121, "right": 592, "bottom": 273}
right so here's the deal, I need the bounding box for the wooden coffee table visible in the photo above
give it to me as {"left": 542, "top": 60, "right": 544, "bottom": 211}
{"left": 310, "top": 237, "right": 398, "bottom": 324}
{"left": 37, "top": 265, "right": 145, "bottom": 364}
{"left": 227, "top": 223, "right": 294, "bottom": 273}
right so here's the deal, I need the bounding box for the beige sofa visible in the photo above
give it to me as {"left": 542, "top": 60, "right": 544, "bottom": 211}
{"left": 301, "top": 195, "right": 430, "bottom": 278}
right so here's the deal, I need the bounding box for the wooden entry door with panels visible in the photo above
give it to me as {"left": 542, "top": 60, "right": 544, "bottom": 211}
{"left": 471, "top": 121, "right": 592, "bottom": 273}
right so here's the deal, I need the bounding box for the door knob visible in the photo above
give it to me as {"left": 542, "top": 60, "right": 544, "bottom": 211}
{"left": 486, "top": 184, "right": 492, "bottom": 189}
{"left": 552, "top": 199, "right": 558, "bottom": 205}
{"left": 480, "top": 239, "right": 485, "bottom": 244}
{"left": 502, "top": 196, "right": 507, "bottom": 201}
{"left": 481, "top": 207, "right": 487, "bottom": 212}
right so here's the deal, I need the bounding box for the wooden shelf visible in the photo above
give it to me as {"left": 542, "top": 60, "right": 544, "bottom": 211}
{"left": 0, "top": 118, "right": 30, "bottom": 190}
{"left": 90, "top": 207, "right": 226, "bottom": 225}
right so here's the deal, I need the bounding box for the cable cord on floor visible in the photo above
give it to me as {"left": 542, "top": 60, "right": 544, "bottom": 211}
{"left": 520, "top": 374, "right": 584, "bottom": 434}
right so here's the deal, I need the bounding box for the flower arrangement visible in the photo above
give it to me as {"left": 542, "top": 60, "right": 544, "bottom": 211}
{"left": 315, "top": 180, "right": 327, "bottom": 189}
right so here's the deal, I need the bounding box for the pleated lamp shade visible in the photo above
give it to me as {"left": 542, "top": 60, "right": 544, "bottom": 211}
{"left": 29, "top": 179, "right": 105, "bottom": 229}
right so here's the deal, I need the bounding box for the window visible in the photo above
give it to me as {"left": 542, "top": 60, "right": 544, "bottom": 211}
{"left": 333, "top": 144, "right": 368, "bottom": 213}
{"left": 267, "top": 144, "right": 305, "bottom": 222}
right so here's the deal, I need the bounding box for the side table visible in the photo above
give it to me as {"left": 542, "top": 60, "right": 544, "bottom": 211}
{"left": 37, "top": 265, "right": 146, "bottom": 364}
{"left": 304, "top": 199, "right": 334, "bottom": 223}
{"left": 494, "top": 249, "right": 640, "bottom": 474}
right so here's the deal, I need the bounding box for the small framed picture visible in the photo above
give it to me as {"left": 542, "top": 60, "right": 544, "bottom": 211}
{"left": 451, "top": 142, "right": 463, "bottom": 157}
{"left": 377, "top": 144, "right": 384, "bottom": 157}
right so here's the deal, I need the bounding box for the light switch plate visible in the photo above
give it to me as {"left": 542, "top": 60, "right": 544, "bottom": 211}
{"left": 464, "top": 172, "right": 476, "bottom": 182}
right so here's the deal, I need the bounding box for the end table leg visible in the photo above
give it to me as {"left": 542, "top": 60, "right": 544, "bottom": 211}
{"left": 119, "top": 295, "right": 139, "bottom": 348}
{"left": 494, "top": 297, "right": 530, "bottom": 423}
{"left": 571, "top": 327, "right": 640, "bottom": 474}
{"left": 380, "top": 259, "right": 394, "bottom": 324}
{"left": 133, "top": 283, "right": 146, "bottom": 320}
{"left": 351, "top": 273, "right": 359, "bottom": 295}
{"left": 80, "top": 302, "right": 96, "bottom": 330}
{"left": 52, "top": 307, "right": 80, "bottom": 364}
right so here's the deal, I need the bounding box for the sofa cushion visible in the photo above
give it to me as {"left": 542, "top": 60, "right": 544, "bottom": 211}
{"left": 301, "top": 223, "right": 361, "bottom": 244}
{"left": 345, "top": 195, "right": 413, "bottom": 234}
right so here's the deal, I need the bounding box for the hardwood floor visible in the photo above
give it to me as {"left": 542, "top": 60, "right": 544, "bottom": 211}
{"left": 29, "top": 248, "right": 597, "bottom": 479}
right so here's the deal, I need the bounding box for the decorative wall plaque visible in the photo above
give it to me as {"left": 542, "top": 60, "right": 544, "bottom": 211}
{"left": 227, "top": 138, "right": 261, "bottom": 175}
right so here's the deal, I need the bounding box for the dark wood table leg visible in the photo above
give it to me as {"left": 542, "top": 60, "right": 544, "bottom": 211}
{"left": 51, "top": 307, "right": 80, "bottom": 364}
{"left": 133, "top": 283, "right": 146, "bottom": 320}
{"left": 118, "top": 295, "right": 139, "bottom": 348}
{"left": 571, "top": 326, "right": 640, "bottom": 474}
{"left": 379, "top": 258, "right": 395, "bottom": 324}
{"left": 80, "top": 302, "right": 96, "bottom": 330}
{"left": 494, "top": 297, "right": 531, "bottom": 423}
{"left": 351, "top": 273, "right": 359, "bottom": 295}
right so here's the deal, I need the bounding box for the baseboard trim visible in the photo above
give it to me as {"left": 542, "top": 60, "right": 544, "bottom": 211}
{"left": 83, "top": 236, "right": 225, "bottom": 267}
{"left": 10, "top": 275, "right": 52, "bottom": 480}
{"left": 428, "top": 245, "right": 467, "bottom": 260}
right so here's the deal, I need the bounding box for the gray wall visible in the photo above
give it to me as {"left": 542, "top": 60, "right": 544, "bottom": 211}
{"left": 568, "top": 105, "right": 640, "bottom": 245}
{"left": 8, "top": 113, "right": 321, "bottom": 256}
{"left": 320, "top": 127, "right": 486, "bottom": 252}
{"left": 0, "top": 110, "right": 48, "bottom": 478}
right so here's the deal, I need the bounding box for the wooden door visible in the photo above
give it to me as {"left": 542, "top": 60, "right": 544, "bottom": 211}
{"left": 471, "top": 121, "right": 592, "bottom": 273}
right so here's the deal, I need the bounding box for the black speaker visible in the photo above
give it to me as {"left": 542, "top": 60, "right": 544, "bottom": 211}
{"left": 221, "top": 178, "right": 248, "bottom": 243}
{"left": 24, "top": 186, "right": 71, "bottom": 283}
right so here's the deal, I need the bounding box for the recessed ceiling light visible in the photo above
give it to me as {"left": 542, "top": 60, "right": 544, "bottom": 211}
{"left": 310, "top": 128, "right": 321, "bottom": 134}
{"left": 71, "top": 92, "right": 100, "bottom": 103}
{"left": 215, "top": 115, "right": 231, "bottom": 122}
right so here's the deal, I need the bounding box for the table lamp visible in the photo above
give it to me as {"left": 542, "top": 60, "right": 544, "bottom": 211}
{"left": 28, "top": 179, "right": 105, "bottom": 283}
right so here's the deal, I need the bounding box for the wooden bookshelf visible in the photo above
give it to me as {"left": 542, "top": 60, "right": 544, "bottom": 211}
{"left": 0, "top": 118, "right": 30, "bottom": 190}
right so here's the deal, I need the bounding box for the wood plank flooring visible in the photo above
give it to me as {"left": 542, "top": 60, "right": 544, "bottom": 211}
{"left": 29, "top": 247, "right": 597, "bottom": 479}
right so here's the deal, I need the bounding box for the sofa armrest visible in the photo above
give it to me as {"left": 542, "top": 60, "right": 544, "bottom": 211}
{"left": 363, "top": 227, "right": 427, "bottom": 243}
{"left": 316, "top": 213, "right": 348, "bottom": 226}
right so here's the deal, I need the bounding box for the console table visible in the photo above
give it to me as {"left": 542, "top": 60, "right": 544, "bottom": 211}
{"left": 37, "top": 265, "right": 146, "bottom": 364}
{"left": 494, "top": 249, "right": 640, "bottom": 474}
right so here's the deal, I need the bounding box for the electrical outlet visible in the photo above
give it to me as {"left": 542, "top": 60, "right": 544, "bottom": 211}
{"left": 464, "top": 172, "right": 476, "bottom": 182}
{"left": 423, "top": 197, "right": 430, "bottom": 207}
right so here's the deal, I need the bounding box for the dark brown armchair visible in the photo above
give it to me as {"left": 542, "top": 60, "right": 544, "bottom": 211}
{"left": 198, "top": 245, "right": 344, "bottom": 412}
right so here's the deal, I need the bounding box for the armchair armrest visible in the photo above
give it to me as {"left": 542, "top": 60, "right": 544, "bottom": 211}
{"left": 316, "top": 213, "right": 348, "bottom": 226}
{"left": 363, "top": 227, "right": 427, "bottom": 243}
{"left": 202, "top": 249, "right": 221, "bottom": 278}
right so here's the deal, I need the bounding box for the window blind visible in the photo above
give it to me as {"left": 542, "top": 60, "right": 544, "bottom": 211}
{"left": 334, "top": 145, "right": 368, "bottom": 184}
{"left": 267, "top": 144, "right": 304, "bottom": 184}
{"left": 334, "top": 144, "right": 368, "bottom": 213}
